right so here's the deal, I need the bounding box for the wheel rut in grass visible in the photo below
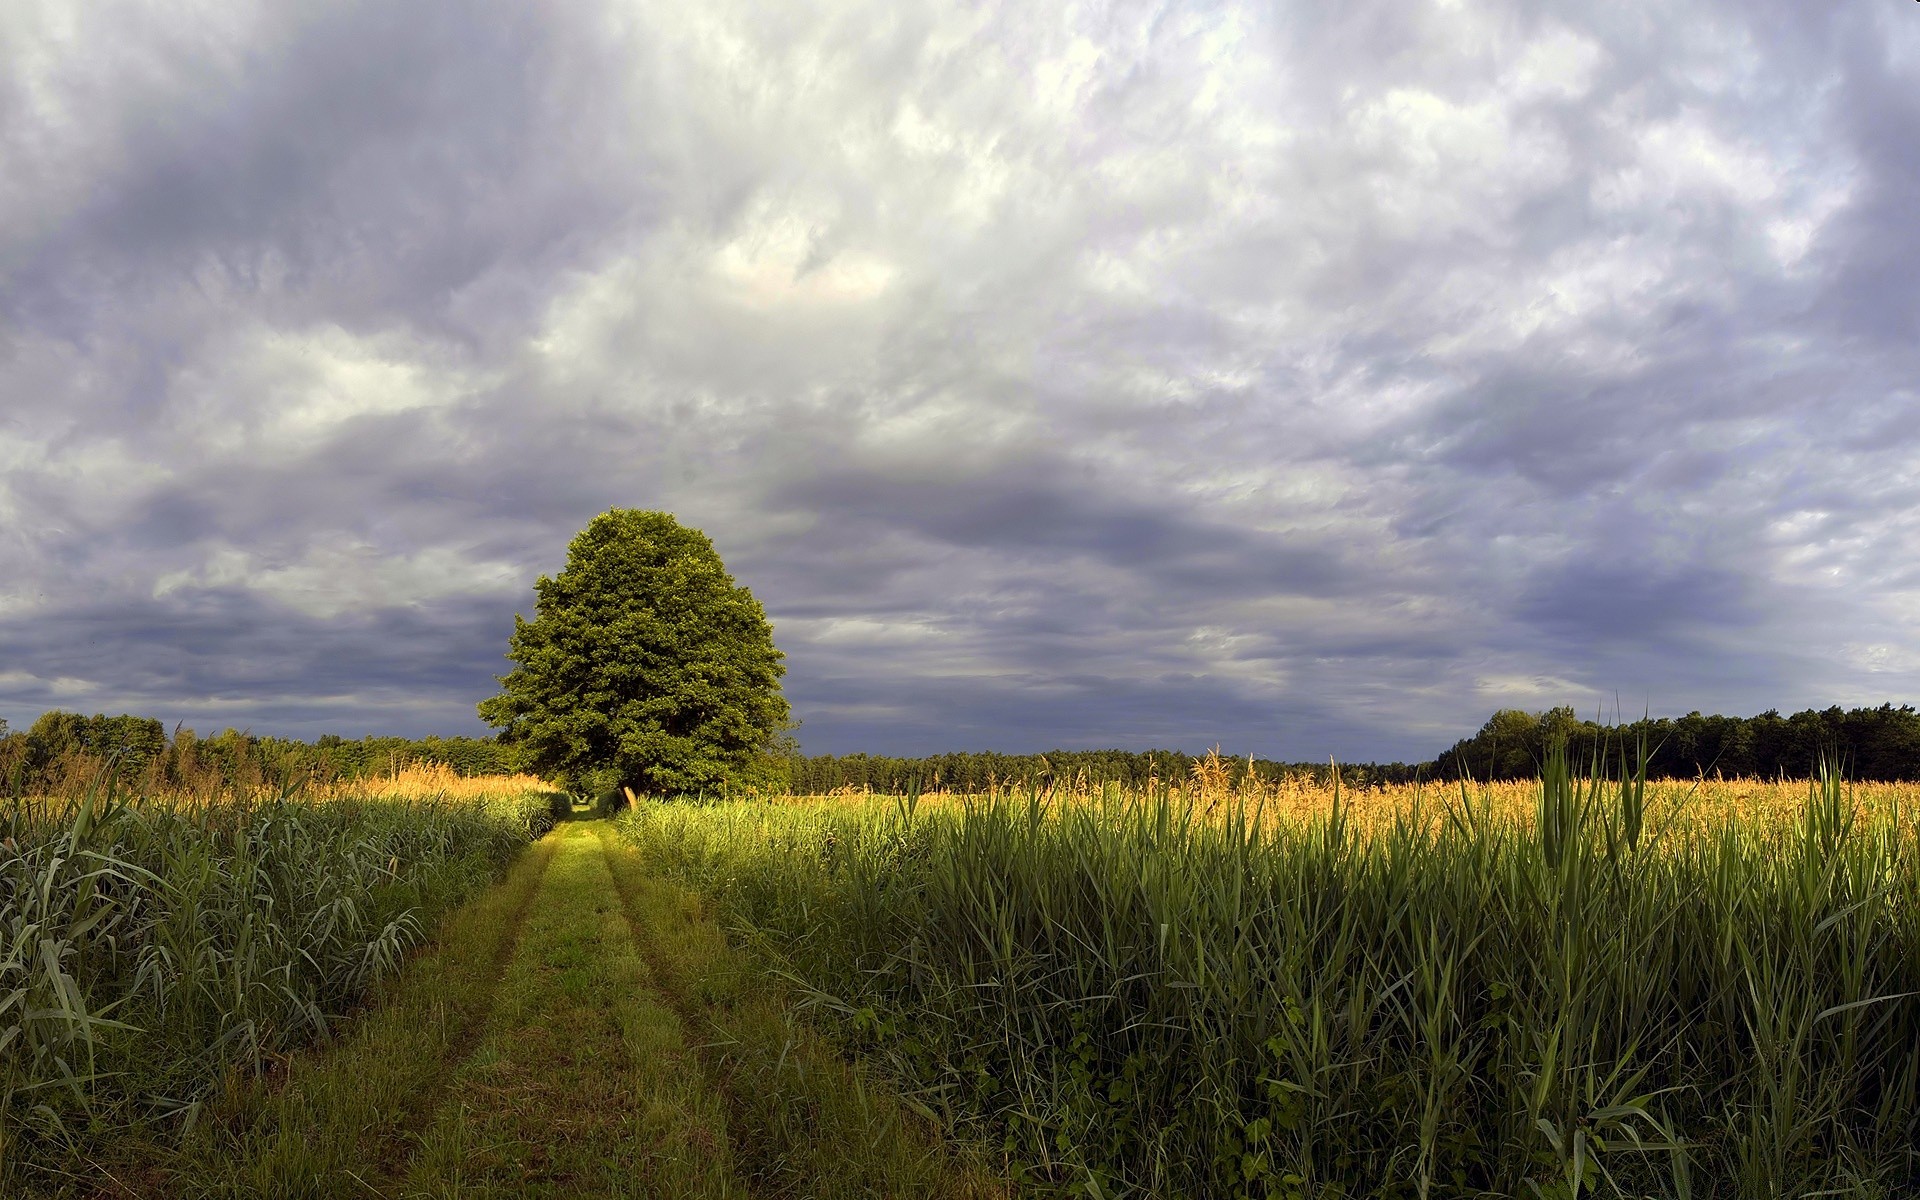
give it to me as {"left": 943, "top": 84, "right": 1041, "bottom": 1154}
{"left": 396, "top": 821, "right": 749, "bottom": 1198}
{"left": 165, "top": 830, "right": 561, "bottom": 1198}
{"left": 598, "top": 826, "right": 1007, "bottom": 1200}
{"left": 366, "top": 835, "right": 565, "bottom": 1178}
{"left": 161, "top": 821, "right": 1000, "bottom": 1199}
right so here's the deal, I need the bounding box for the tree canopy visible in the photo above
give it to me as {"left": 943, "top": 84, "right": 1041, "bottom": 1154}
{"left": 478, "top": 509, "right": 789, "bottom": 797}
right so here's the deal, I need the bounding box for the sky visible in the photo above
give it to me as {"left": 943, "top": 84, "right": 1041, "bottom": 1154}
{"left": 1, "top": 0, "right": 1916, "bottom": 762}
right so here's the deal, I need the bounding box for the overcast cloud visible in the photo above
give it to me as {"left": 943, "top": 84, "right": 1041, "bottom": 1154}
{"left": 1, "top": 0, "right": 1915, "bottom": 760}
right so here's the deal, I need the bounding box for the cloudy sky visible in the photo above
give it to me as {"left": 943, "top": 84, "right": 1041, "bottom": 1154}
{"left": 1, "top": 1, "right": 1915, "bottom": 761}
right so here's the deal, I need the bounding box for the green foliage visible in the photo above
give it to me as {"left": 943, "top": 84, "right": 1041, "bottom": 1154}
{"left": 3, "top": 712, "right": 167, "bottom": 792}
{"left": 785, "top": 749, "right": 1425, "bottom": 795}
{"left": 782, "top": 703, "right": 1920, "bottom": 798}
{"left": 479, "top": 509, "right": 790, "bottom": 797}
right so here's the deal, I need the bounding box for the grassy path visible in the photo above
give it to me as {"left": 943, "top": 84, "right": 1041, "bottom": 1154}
{"left": 598, "top": 827, "right": 1001, "bottom": 1199}
{"left": 399, "top": 822, "right": 743, "bottom": 1197}
{"left": 141, "top": 820, "right": 1000, "bottom": 1200}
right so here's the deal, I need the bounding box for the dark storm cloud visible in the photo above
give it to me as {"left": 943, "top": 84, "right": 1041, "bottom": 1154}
{"left": 3, "top": 2, "right": 642, "bottom": 348}
{"left": 774, "top": 469, "right": 1371, "bottom": 601}
{"left": 1817, "top": 10, "right": 1920, "bottom": 348}
{"left": 2, "top": 0, "right": 1917, "bottom": 761}
{"left": 1514, "top": 561, "right": 1758, "bottom": 645}
{"left": 784, "top": 667, "right": 1410, "bottom": 763}
{"left": 0, "top": 588, "right": 517, "bottom": 738}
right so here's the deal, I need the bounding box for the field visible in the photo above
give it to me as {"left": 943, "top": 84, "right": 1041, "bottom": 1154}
{"left": 614, "top": 756, "right": 1920, "bottom": 1198}
{"left": 1, "top": 772, "right": 1001, "bottom": 1198}
{"left": 10, "top": 756, "right": 1920, "bottom": 1197}
{"left": 0, "top": 771, "right": 560, "bottom": 1194}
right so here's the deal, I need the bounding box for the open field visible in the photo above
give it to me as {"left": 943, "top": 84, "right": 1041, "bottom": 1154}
{"left": 162, "top": 819, "right": 1001, "bottom": 1200}
{"left": 14, "top": 758, "right": 1920, "bottom": 1197}
{"left": 1, "top": 778, "right": 1002, "bottom": 1198}
{"left": 773, "top": 751, "right": 1920, "bottom": 840}
{"left": 616, "top": 758, "right": 1920, "bottom": 1198}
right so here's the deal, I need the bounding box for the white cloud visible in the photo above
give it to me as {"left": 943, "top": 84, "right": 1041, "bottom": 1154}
{"left": 1503, "top": 26, "right": 1606, "bottom": 103}
{"left": 0, "top": 669, "right": 98, "bottom": 698}
{"left": 166, "top": 322, "right": 488, "bottom": 457}
{"left": 1474, "top": 674, "right": 1603, "bottom": 703}
{"left": 154, "top": 540, "right": 523, "bottom": 619}
{"left": 711, "top": 207, "right": 898, "bottom": 309}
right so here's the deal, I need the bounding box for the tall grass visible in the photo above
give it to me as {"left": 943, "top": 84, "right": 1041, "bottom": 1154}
{"left": 0, "top": 777, "right": 555, "bottom": 1193}
{"left": 617, "top": 752, "right": 1920, "bottom": 1198}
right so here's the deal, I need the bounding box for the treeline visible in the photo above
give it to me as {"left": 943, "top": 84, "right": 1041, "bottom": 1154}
{"left": 786, "top": 702, "right": 1920, "bottom": 794}
{"left": 779, "top": 749, "right": 1427, "bottom": 795}
{"left": 11, "top": 700, "right": 1918, "bottom": 799}
{"left": 1430, "top": 703, "right": 1920, "bottom": 781}
{"left": 0, "top": 710, "right": 515, "bottom": 796}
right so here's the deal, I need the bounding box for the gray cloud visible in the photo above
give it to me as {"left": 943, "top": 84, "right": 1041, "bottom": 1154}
{"left": 2, "top": 0, "right": 1916, "bottom": 762}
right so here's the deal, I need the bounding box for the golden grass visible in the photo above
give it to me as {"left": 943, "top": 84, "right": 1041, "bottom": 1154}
{"left": 310, "top": 763, "right": 553, "bottom": 803}
{"left": 773, "top": 752, "right": 1920, "bottom": 840}
{"left": 6, "top": 768, "right": 557, "bottom": 841}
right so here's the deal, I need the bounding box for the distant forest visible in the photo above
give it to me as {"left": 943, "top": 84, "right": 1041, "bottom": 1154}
{"left": 0, "top": 711, "right": 513, "bottom": 796}
{"left": 784, "top": 703, "right": 1920, "bottom": 792}
{"left": 4, "top": 701, "right": 1919, "bottom": 797}
{"left": 780, "top": 748, "right": 1424, "bottom": 793}
{"left": 1426, "top": 704, "right": 1920, "bottom": 783}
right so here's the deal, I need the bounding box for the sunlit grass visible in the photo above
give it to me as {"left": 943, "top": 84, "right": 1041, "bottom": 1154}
{"left": 775, "top": 750, "right": 1920, "bottom": 844}
{"left": 401, "top": 823, "right": 743, "bottom": 1199}
{"left": 308, "top": 764, "right": 556, "bottom": 804}
{"left": 167, "top": 820, "right": 1004, "bottom": 1199}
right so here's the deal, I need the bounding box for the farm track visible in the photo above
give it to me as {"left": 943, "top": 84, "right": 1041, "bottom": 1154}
{"left": 372, "top": 835, "right": 563, "bottom": 1175}
{"left": 395, "top": 822, "right": 748, "bottom": 1198}
{"left": 124, "top": 834, "right": 561, "bottom": 1199}
{"left": 128, "top": 820, "right": 1000, "bottom": 1200}
{"left": 598, "top": 829, "right": 1005, "bottom": 1200}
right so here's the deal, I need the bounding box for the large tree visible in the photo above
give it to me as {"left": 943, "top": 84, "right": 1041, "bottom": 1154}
{"left": 479, "top": 510, "right": 789, "bottom": 797}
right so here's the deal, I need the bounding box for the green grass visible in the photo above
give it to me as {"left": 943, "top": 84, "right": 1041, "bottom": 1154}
{"left": 142, "top": 819, "right": 1003, "bottom": 1199}
{"left": 168, "top": 833, "right": 562, "bottom": 1198}
{"left": 0, "top": 785, "right": 556, "bottom": 1196}
{"left": 599, "top": 825, "right": 1006, "bottom": 1199}
{"left": 59, "top": 746, "right": 1912, "bottom": 1198}
{"left": 613, "top": 755, "right": 1920, "bottom": 1198}
{"left": 400, "top": 821, "right": 742, "bottom": 1198}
